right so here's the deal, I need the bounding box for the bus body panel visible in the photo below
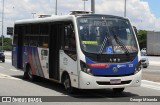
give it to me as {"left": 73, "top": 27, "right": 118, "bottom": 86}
{"left": 23, "top": 46, "right": 47, "bottom": 78}
{"left": 60, "top": 50, "right": 79, "bottom": 88}
{"left": 12, "top": 45, "right": 23, "bottom": 69}
{"left": 77, "top": 48, "right": 141, "bottom": 89}
{"left": 12, "top": 45, "right": 18, "bottom": 68}
{"left": 85, "top": 56, "right": 138, "bottom": 76}
{"left": 37, "top": 48, "right": 49, "bottom": 78}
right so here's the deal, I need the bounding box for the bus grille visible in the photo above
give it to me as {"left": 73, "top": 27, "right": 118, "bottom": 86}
{"left": 96, "top": 80, "right": 131, "bottom": 85}
{"left": 84, "top": 52, "right": 138, "bottom": 63}
{"left": 94, "top": 73, "right": 134, "bottom": 77}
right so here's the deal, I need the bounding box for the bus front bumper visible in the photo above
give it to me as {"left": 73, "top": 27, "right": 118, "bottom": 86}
{"left": 79, "top": 70, "right": 142, "bottom": 89}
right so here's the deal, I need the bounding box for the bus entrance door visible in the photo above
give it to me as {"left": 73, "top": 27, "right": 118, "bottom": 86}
{"left": 49, "top": 24, "right": 63, "bottom": 80}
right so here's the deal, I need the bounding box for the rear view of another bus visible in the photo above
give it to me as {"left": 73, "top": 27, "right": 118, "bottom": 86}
{"left": 76, "top": 14, "right": 141, "bottom": 93}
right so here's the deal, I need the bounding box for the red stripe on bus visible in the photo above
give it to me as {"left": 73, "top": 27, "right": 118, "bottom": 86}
{"left": 87, "top": 63, "right": 109, "bottom": 68}
{"left": 28, "top": 48, "right": 36, "bottom": 75}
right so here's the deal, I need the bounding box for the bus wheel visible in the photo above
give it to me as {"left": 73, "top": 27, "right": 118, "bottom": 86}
{"left": 23, "top": 71, "right": 29, "bottom": 80}
{"left": 27, "top": 66, "right": 35, "bottom": 81}
{"left": 113, "top": 88, "right": 125, "bottom": 93}
{"left": 63, "top": 74, "right": 75, "bottom": 94}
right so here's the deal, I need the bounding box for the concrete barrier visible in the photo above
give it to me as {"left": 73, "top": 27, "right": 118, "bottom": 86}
{"left": 4, "top": 51, "right": 11, "bottom": 56}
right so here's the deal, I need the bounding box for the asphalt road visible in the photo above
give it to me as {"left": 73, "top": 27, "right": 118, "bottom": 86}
{"left": 0, "top": 53, "right": 160, "bottom": 104}
{"left": 142, "top": 56, "right": 160, "bottom": 82}
{"left": 142, "top": 66, "right": 160, "bottom": 82}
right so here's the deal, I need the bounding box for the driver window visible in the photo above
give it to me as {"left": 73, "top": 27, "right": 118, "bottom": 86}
{"left": 64, "top": 23, "right": 76, "bottom": 51}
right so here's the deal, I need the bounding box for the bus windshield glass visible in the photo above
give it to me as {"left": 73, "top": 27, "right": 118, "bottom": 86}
{"left": 77, "top": 16, "right": 138, "bottom": 54}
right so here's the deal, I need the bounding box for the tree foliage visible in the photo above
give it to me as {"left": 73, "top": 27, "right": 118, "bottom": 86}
{"left": 0, "top": 37, "right": 12, "bottom": 51}
{"left": 137, "top": 30, "right": 147, "bottom": 49}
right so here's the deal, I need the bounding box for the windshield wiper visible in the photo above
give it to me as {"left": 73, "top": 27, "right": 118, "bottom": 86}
{"left": 98, "top": 18, "right": 114, "bottom": 54}
{"left": 99, "top": 33, "right": 111, "bottom": 54}
{"left": 113, "top": 34, "right": 130, "bottom": 56}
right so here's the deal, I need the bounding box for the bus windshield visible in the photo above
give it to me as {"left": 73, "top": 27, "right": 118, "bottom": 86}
{"left": 77, "top": 16, "right": 138, "bottom": 54}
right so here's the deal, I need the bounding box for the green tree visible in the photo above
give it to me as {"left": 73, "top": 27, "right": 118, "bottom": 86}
{"left": 137, "top": 30, "right": 147, "bottom": 49}
{"left": 0, "top": 37, "right": 12, "bottom": 51}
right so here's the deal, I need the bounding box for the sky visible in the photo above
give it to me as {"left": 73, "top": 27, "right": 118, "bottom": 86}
{"left": 144, "top": 0, "right": 160, "bottom": 18}
{"left": 0, "top": 0, "right": 160, "bottom": 37}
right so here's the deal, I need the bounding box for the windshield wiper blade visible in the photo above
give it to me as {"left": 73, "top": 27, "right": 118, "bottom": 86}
{"left": 113, "top": 34, "right": 130, "bottom": 56}
{"left": 99, "top": 33, "right": 111, "bottom": 54}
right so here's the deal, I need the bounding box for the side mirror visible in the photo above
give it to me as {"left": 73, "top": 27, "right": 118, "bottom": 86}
{"left": 133, "top": 26, "right": 138, "bottom": 36}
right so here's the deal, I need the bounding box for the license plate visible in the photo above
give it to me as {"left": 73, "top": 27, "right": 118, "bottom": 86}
{"left": 110, "top": 79, "right": 121, "bottom": 84}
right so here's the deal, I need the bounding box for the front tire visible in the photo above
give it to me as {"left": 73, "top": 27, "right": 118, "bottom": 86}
{"left": 113, "top": 88, "right": 125, "bottom": 93}
{"left": 23, "top": 71, "right": 29, "bottom": 80}
{"left": 24, "top": 65, "right": 36, "bottom": 81}
{"left": 63, "top": 74, "right": 75, "bottom": 94}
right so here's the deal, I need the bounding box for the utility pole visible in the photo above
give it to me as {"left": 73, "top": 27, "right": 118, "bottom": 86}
{"left": 1, "top": 0, "right": 4, "bottom": 50}
{"left": 91, "top": 0, "right": 95, "bottom": 13}
{"left": 124, "top": 0, "right": 126, "bottom": 17}
{"left": 82, "top": 0, "right": 88, "bottom": 11}
{"left": 55, "top": 0, "right": 57, "bottom": 15}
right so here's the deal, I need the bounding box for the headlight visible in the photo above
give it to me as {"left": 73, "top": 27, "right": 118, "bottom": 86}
{"left": 80, "top": 61, "right": 109, "bottom": 75}
{"left": 135, "top": 61, "right": 142, "bottom": 74}
{"left": 80, "top": 61, "right": 92, "bottom": 75}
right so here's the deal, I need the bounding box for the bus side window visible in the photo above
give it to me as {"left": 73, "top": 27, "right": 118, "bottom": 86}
{"left": 71, "top": 31, "right": 76, "bottom": 48}
{"left": 64, "top": 23, "right": 76, "bottom": 51}
{"left": 41, "top": 49, "right": 48, "bottom": 56}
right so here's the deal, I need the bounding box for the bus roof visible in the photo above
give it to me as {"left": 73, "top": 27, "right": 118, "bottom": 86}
{"left": 15, "top": 14, "right": 128, "bottom": 25}
{"left": 75, "top": 14, "right": 128, "bottom": 19}
{"left": 15, "top": 15, "right": 76, "bottom": 25}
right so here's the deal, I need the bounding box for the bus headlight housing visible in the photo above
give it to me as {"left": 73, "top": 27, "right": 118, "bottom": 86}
{"left": 134, "top": 61, "right": 142, "bottom": 74}
{"left": 80, "top": 61, "right": 92, "bottom": 75}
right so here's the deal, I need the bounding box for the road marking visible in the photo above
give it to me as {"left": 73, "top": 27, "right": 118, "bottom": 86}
{"left": 0, "top": 73, "right": 21, "bottom": 80}
{"left": 141, "top": 80, "right": 160, "bottom": 90}
{"left": 142, "top": 80, "right": 160, "bottom": 85}
{"left": 149, "top": 61, "right": 160, "bottom": 66}
{"left": 141, "top": 84, "right": 160, "bottom": 91}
